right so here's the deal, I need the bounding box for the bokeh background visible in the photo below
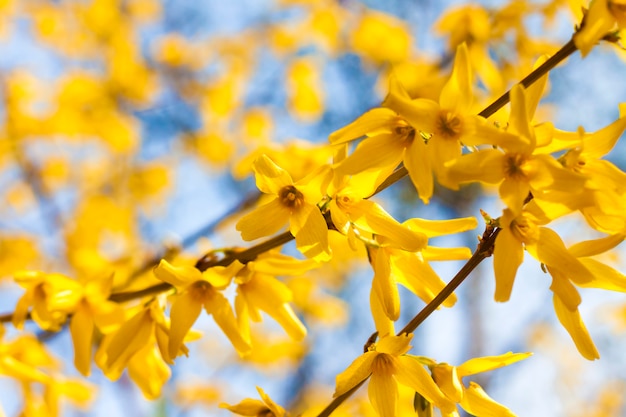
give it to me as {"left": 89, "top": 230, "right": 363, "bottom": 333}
{"left": 1, "top": 0, "right": 626, "bottom": 416}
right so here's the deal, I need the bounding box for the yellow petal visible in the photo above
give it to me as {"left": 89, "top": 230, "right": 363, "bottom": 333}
{"left": 457, "top": 352, "right": 532, "bottom": 377}
{"left": 291, "top": 204, "right": 331, "bottom": 262}
{"left": 253, "top": 154, "right": 294, "bottom": 195}
{"left": 236, "top": 198, "right": 291, "bottom": 241}
{"left": 127, "top": 345, "right": 171, "bottom": 400}
{"left": 334, "top": 351, "right": 377, "bottom": 397}
{"left": 154, "top": 259, "right": 202, "bottom": 288}
{"left": 369, "top": 371, "right": 398, "bottom": 417}
{"left": 573, "top": 0, "right": 618, "bottom": 57}
{"left": 372, "top": 248, "right": 400, "bottom": 321}
{"left": 105, "top": 308, "right": 153, "bottom": 371}
{"left": 405, "top": 137, "right": 433, "bottom": 204}
{"left": 168, "top": 291, "right": 203, "bottom": 360}
{"left": 578, "top": 258, "right": 626, "bottom": 292}
{"left": 499, "top": 177, "right": 530, "bottom": 214}
{"left": 395, "top": 356, "right": 455, "bottom": 413}
{"left": 583, "top": 114, "right": 626, "bottom": 158}
{"left": 493, "top": 228, "right": 524, "bottom": 302}
{"left": 205, "top": 291, "right": 252, "bottom": 356}
{"left": 394, "top": 253, "right": 456, "bottom": 307}
{"left": 459, "top": 381, "right": 516, "bottom": 417}
{"left": 548, "top": 268, "right": 582, "bottom": 311}
{"left": 240, "top": 273, "right": 307, "bottom": 340}
{"left": 70, "top": 303, "right": 94, "bottom": 377}
{"left": 528, "top": 228, "right": 594, "bottom": 285}
{"left": 356, "top": 200, "right": 428, "bottom": 252}
{"left": 382, "top": 91, "right": 440, "bottom": 135}
{"left": 376, "top": 333, "right": 412, "bottom": 355}
{"left": 444, "top": 149, "right": 505, "bottom": 188}
{"left": 329, "top": 107, "right": 399, "bottom": 144}
{"left": 404, "top": 216, "right": 477, "bottom": 238}
{"left": 370, "top": 288, "right": 395, "bottom": 338}
{"left": 257, "top": 386, "right": 287, "bottom": 417}
{"left": 422, "top": 246, "right": 472, "bottom": 261}
{"left": 507, "top": 84, "right": 534, "bottom": 146}
{"left": 431, "top": 364, "right": 463, "bottom": 402}
{"left": 220, "top": 399, "right": 268, "bottom": 415}
{"left": 336, "top": 134, "right": 404, "bottom": 175}
{"left": 568, "top": 233, "right": 625, "bottom": 257}
{"left": 553, "top": 294, "right": 599, "bottom": 360}
{"left": 439, "top": 42, "right": 472, "bottom": 114}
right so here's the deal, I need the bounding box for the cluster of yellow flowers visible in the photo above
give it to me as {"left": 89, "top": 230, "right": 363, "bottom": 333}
{"left": 1, "top": 0, "right": 626, "bottom": 416}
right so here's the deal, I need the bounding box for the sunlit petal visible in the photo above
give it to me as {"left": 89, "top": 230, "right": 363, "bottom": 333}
{"left": 553, "top": 294, "right": 599, "bottom": 360}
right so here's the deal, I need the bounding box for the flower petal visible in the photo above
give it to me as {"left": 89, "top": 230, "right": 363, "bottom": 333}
{"left": 70, "top": 303, "right": 95, "bottom": 377}
{"left": 439, "top": 43, "right": 472, "bottom": 114}
{"left": 405, "top": 137, "right": 433, "bottom": 204}
{"left": 404, "top": 217, "right": 477, "bottom": 238}
{"left": 369, "top": 370, "right": 398, "bottom": 417}
{"left": 334, "top": 352, "right": 377, "bottom": 397}
{"left": 395, "top": 356, "right": 455, "bottom": 413}
{"left": 336, "top": 134, "right": 404, "bottom": 175}
{"left": 329, "top": 107, "right": 399, "bottom": 144}
{"left": 168, "top": 291, "right": 203, "bottom": 360}
{"left": 459, "top": 381, "right": 516, "bottom": 417}
{"left": 553, "top": 294, "right": 599, "bottom": 360}
{"left": 291, "top": 204, "right": 331, "bottom": 262}
{"left": 236, "top": 198, "right": 291, "bottom": 241}
{"left": 372, "top": 248, "right": 400, "bottom": 321}
{"left": 457, "top": 352, "right": 532, "bottom": 377}
{"left": 253, "top": 154, "right": 294, "bottom": 194}
{"left": 493, "top": 228, "right": 524, "bottom": 302}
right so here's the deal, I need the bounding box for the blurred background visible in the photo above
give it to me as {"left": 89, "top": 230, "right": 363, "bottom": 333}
{"left": 0, "top": 0, "right": 626, "bottom": 416}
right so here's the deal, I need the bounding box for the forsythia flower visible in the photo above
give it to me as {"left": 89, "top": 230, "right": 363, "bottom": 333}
{"left": 220, "top": 386, "right": 288, "bottom": 417}
{"left": 231, "top": 251, "right": 319, "bottom": 349}
{"left": 236, "top": 154, "right": 332, "bottom": 261}
{"left": 382, "top": 43, "right": 513, "bottom": 203}
{"left": 574, "top": 0, "right": 626, "bottom": 56}
{"left": 445, "top": 84, "right": 587, "bottom": 213}
{"left": 328, "top": 172, "right": 427, "bottom": 252}
{"left": 334, "top": 333, "right": 455, "bottom": 417}
{"left": 153, "top": 259, "right": 251, "bottom": 358}
{"left": 418, "top": 352, "right": 532, "bottom": 416}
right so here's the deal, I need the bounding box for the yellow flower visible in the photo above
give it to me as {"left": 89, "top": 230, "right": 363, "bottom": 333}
{"left": 493, "top": 208, "right": 594, "bottom": 303}
{"left": 445, "top": 84, "right": 587, "bottom": 214}
{"left": 559, "top": 106, "right": 626, "bottom": 232}
{"left": 236, "top": 154, "right": 332, "bottom": 262}
{"left": 153, "top": 259, "right": 251, "bottom": 358}
{"left": 12, "top": 271, "right": 76, "bottom": 331}
{"left": 62, "top": 275, "right": 124, "bottom": 376}
{"left": 328, "top": 172, "right": 427, "bottom": 252}
{"left": 334, "top": 333, "right": 454, "bottom": 417}
{"left": 382, "top": 43, "right": 512, "bottom": 203}
{"left": 421, "top": 352, "right": 532, "bottom": 416}
{"left": 235, "top": 268, "right": 307, "bottom": 343}
{"left": 574, "top": 0, "right": 626, "bottom": 56}
{"left": 220, "top": 386, "right": 288, "bottom": 417}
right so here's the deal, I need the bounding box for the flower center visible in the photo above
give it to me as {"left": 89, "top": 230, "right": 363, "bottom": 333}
{"left": 190, "top": 280, "right": 212, "bottom": 301}
{"left": 371, "top": 353, "right": 397, "bottom": 375}
{"left": 394, "top": 124, "right": 416, "bottom": 144}
{"left": 504, "top": 153, "right": 529, "bottom": 180}
{"left": 510, "top": 214, "right": 539, "bottom": 245}
{"left": 279, "top": 185, "right": 304, "bottom": 208}
{"left": 436, "top": 111, "right": 462, "bottom": 140}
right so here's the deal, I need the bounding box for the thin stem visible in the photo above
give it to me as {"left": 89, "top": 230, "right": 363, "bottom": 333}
{"left": 479, "top": 38, "right": 577, "bottom": 119}
{"left": 397, "top": 227, "right": 499, "bottom": 335}
{"left": 315, "top": 226, "right": 499, "bottom": 417}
